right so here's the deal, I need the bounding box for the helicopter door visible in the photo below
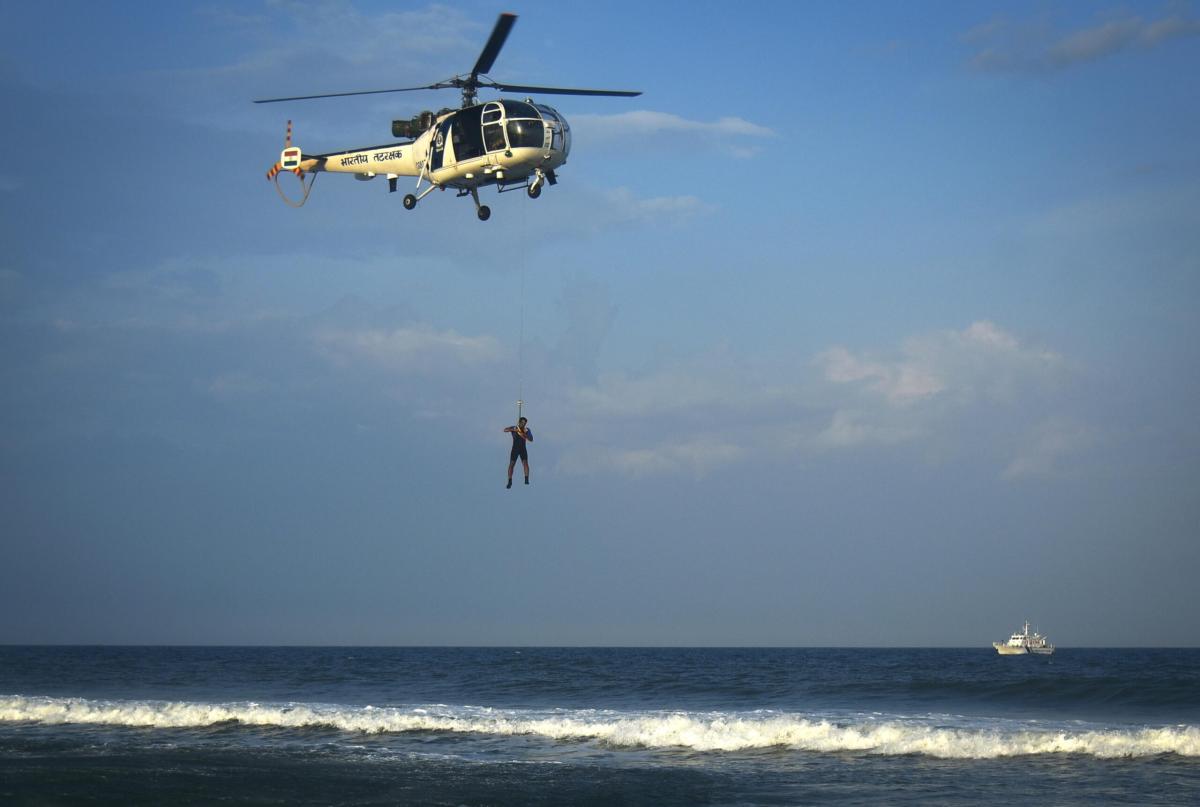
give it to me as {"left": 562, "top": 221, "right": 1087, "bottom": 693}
{"left": 482, "top": 102, "right": 506, "bottom": 153}
{"left": 430, "top": 117, "right": 454, "bottom": 172}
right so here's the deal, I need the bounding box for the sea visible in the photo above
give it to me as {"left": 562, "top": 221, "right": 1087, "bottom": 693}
{"left": 1, "top": 646, "right": 1198, "bottom": 805}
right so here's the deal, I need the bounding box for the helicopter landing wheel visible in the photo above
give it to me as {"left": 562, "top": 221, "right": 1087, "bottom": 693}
{"left": 527, "top": 183, "right": 542, "bottom": 199}
{"left": 402, "top": 194, "right": 417, "bottom": 210}
{"left": 477, "top": 205, "right": 491, "bottom": 221}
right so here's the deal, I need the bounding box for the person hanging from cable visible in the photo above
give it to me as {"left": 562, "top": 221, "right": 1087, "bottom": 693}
{"left": 504, "top": 416, "right": 533, "bottom": 489}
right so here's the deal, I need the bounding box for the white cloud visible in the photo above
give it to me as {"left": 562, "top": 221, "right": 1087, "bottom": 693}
{"left": 525, "top": 187, "right": 714, "bottom": 238}
{"left": 966, "top": 10, "right": 1200, "bottom": 73}
{"left": 963, "top": 320, "right": 1019, "bottom": 349}
{"left": 560, "top": 437, "right": 744, "bottom": 478}
{"left": 1024, "top": 184, "right": 1200, "bottom": 264}
{"left": 560, "top": 347, "right": 804, "bottom": 424}
{"left": 816, "top": 409, "right": 922, "bottom": 448}
{"left": 314, "top": 324, "right": 501, "bottom": 370}
{"left": 571, "top": 110, "right": 775, "bottom": 158}
{"left": 574, "top": 110, "right": 774, "bottom": 138}
{"left": 818, "top": 321, "right": 1061, "bottom": 408}
{"left": 553, "top": 321, "right": 1074, "bottom": 478}
{"left": 602, "top": 188, "right": 715, "bottom": 225}
{"left": 202, "top": 2, "right": 481, "bottom": 77}
{"left": 1003, "top": 418, "right": 1094, "bottom": 479}
{"left": 819, "top": 345, "right": 945, "bottom": 404}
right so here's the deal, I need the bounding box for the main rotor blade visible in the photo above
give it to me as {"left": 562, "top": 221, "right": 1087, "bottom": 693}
{"left": 487, "top": 82, "right": 642, "bottom": 98}
{"left": 471, "top": 12, "right": 517, "bottom": 78}
{"left": 253, "top": 85, "right": 436, "bottom": 104}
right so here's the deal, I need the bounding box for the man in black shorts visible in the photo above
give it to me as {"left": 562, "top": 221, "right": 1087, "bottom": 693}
{"left": 504, "top": 417, "right": 533, "bottom": 489}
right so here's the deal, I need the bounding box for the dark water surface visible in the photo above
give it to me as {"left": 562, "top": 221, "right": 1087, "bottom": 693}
{"left": 2, "top": 647, "right": 1198, "bottom": 805}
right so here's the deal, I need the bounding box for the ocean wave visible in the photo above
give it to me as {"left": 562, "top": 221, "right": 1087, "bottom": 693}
{"left": 2, "top": 696, "right": 1197, "bottom": 759}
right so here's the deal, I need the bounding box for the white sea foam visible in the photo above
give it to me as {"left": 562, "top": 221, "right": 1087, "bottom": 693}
{"left": 2, "top": 696, "right": 1197, "bottom": 759}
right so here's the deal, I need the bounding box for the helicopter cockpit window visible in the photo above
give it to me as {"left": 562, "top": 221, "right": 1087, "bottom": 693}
{"left": 501, "top": 100, "right": 539, "bottom": 120}
{"left": 482, "top": 102, "right": 503, "bottom": 124}
{"left": 506, "top": 119, "right": 545, "bottom": 149}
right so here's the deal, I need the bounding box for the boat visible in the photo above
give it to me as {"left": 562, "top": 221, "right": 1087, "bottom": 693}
{"left": 993, "top": 621, "right": 1055, "bottom": 655}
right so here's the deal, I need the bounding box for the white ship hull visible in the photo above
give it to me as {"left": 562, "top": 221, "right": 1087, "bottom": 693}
{"left": 993, "top": 621, "right": 1055, "bottom": 655}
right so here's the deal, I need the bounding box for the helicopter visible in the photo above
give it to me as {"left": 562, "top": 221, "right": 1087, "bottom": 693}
{"left": 257, "top": 13, "right": 640, "bottom": 220}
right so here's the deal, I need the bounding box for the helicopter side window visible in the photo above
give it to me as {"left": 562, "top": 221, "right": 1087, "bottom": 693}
{"left": 506, "top": 119, "right": 545, "bottom": 149}
{"left": 484, "top": 123, "right": 507, "bottom": 152}
{"left": 482, "top": 103, "right": 503, "bottom": 124}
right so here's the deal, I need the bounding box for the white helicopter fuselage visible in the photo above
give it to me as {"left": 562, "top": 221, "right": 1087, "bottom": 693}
{"left": 292, "top": 100, "right": 570, "bottom": 195}
{"left": 260, "top": 11, "right": 637, "bottom": 218}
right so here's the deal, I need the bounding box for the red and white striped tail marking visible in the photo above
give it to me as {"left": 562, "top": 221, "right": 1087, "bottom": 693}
{"left": 265, "top": 120, "right": 304, "bottom": 180}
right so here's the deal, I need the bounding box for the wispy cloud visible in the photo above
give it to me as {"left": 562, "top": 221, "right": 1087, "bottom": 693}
{"left": 815, "top": 409, "right": 922, "bottom": 448}
{"left": 819, "top": 346, "right": 945, "bottom": 405}
{"left": 602, "top": 188, "right": 715, "bottom": 224}
{"left": 314, "top": 324, "right": 500, "bottom": 370}
{"left": 965, "top": 9, "right": 1200, "bottom": 73}
{"left": 517, "top": 187, "right": 714, "bottom": 240}
{"left": 1003, "top": 417, "right": 1095, "bottom": 479}
{"left": 562, "top": 437, "right": 745, "bottom": 478}
{"left": 136, "top": 4, "right": 492, "bottom": 134}
{"left": 571, "top": 111, "right": 775, "bottom": 158}
{"left": 553, "top": 321, "right": 1074, "bottom": 478}
{"left": 818, "top": 321, "right": 1061, "bottom": 408}
{"left": 207, "top": 1, "right": 482, "bottom": 74}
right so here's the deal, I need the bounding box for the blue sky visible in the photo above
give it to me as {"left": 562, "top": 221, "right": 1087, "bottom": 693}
{"left": 2, "top": 1, "right": 1198, "bottom": 645}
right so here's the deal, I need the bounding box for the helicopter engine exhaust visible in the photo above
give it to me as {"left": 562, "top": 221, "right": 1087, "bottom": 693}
{"left": 392, "top": 110, "right": 437, "bottom": 138}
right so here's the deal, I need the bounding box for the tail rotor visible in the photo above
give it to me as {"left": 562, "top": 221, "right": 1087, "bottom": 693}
{"left": 266, "top": 120, "right": 316, "bottom": 207}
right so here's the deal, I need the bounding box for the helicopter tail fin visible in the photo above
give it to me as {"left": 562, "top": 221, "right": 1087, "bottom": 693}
{"left": 266, "top": 120, "right": 305, "bottom": 180}
{"left": 266, "top": 120, "right": 317, "bottom": 208}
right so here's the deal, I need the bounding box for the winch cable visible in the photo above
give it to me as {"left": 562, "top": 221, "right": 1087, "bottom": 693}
{"left": 516, "top": 199, "right": 527, "bottom": 422}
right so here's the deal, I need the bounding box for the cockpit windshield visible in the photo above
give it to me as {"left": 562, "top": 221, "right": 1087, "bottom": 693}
{"left": 489, "top": 100, "right": 545, "bottom": 150}
{"left": 534, "top": 103, "right": 569, "bottom": 154}
{"left": 506, "top": 119, "right": 545, "bottom": 149}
